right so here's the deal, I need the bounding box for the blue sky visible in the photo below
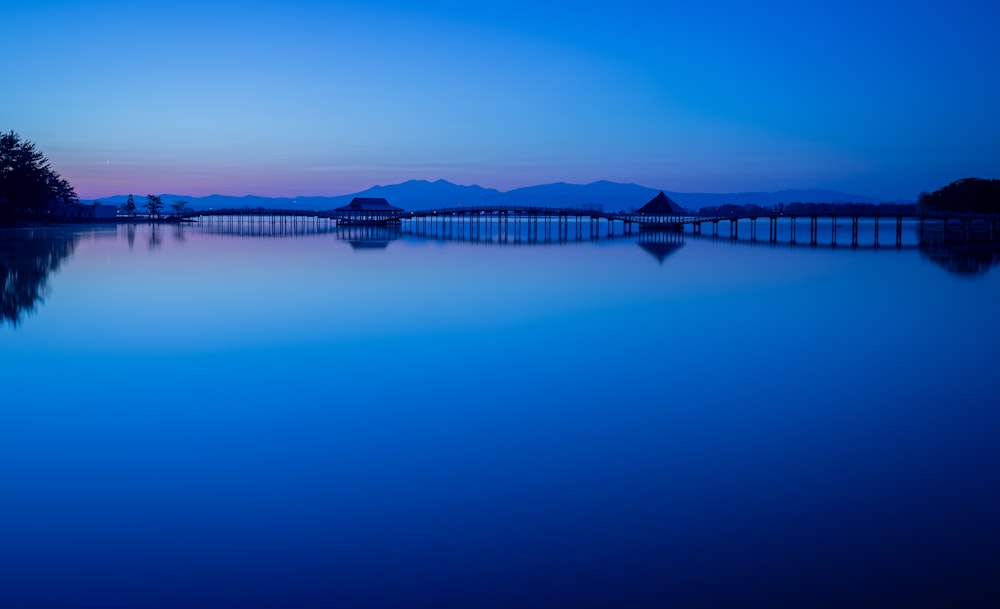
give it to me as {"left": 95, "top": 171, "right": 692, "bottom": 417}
{"left": 3, "top": 0, "right": 998, "bottom": 200}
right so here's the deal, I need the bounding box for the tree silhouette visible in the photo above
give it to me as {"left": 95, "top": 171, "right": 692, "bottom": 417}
{"left": 918, "top": 178, "right": 1000, "bottom": 214}
{"left": 0, "top": 131, "right": 78, "bottom": 223}
{"left": 145, "top": 194, "right": 163, "bottom": 219}
{"left": 170, "top": 200, "right": 188, "bottom": 217}
{"left": 124, "top": 194, "right": 137, "bottom": 217}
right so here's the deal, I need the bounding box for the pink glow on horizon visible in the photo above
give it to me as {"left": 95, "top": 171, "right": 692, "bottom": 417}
{"left": 61, "top": 161, "right": 663, "bottom": 200}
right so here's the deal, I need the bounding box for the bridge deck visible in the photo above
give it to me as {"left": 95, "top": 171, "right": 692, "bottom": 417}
{"left": 179, "top": 206, "right": 1000, "bottom": 229}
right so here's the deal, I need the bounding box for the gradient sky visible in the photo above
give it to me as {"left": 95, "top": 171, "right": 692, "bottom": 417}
{"left": 3, "top": 0, "right": 998, "bottom": 200}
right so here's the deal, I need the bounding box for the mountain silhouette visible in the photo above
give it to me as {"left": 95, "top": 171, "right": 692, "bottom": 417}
{"left": 94, "top": 180, "right": 882, "bottom": 212}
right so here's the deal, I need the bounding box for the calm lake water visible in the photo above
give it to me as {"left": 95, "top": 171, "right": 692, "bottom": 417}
{"left": 2, "top": 219, "right": 999, "bottom": 608}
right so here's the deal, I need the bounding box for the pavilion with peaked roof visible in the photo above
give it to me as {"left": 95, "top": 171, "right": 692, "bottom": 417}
{"left": 634, "top": 192, "right": 686, "bottom": 229}
{"left": 637, "top": 192, "right": 685, "bottom": 215}
{"left": 333, "top": 197, "right": 405, "bottom": 225}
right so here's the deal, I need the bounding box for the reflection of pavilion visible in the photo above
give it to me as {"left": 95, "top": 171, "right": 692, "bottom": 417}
{"left": 637, "top": 229, "right": 684, "bottom": 264}
{"left": 335, "top": 224, "right": 402, "bottom": 250}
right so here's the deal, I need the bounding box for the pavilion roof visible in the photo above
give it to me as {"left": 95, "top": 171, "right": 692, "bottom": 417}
{"left": 636, "top": 192, "right": 685, "bottom": 215}
{"left": 334, "top": 197, "right": 404, "bottom": 212}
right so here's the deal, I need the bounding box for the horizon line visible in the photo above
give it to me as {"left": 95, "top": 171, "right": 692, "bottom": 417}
{"left": 82, "top": 178, "right": 895, "bottom": 202}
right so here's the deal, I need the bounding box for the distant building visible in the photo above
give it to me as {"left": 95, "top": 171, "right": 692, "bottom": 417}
{"left": 92, "top": 203, "right": 117, "bottom": 219}
{"left": 333, "top": 197, "right": 405, "bottom": 225}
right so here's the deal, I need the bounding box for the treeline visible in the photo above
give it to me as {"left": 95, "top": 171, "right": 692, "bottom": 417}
{"left": 0, "top": 131, "right": 78, "bottom": 223}
{"left": 697, "top": 202, "right": 916, "bottom": 217}
{"left": 918, "top": 178, "right": 1000, "bottom": 214}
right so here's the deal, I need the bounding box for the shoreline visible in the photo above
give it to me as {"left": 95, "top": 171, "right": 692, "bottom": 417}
{"left": 1, "top": 217, "right": 195, "bottom": 229}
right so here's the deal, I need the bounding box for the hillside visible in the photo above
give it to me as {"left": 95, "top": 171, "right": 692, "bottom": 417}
{"left": 918, "top": 178, "right": 1000, "bottom": 214}
{"left": 93, "top": 180, "right": 882, "bottom": 212}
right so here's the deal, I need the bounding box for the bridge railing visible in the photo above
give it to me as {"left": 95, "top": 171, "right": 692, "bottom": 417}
{"left": 177, "top": 206, "right": 1000, "bottom": 226}
{"left": 404, "top": 205, "right": 619, "bottom": 219}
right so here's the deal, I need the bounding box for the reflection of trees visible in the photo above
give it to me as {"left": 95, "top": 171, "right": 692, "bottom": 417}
{"left": 148, "top": 224, "right": 162, "bottom": 250}
{"left": 919, "top": 221, "right": 1000, "bottom": 276}
{"left": 0, "top": 229, "right": 79, "bottom": 326}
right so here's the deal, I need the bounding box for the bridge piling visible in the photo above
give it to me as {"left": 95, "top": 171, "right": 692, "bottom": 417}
{"left": 188, "top": 205, "right": 983, "bottom": 249}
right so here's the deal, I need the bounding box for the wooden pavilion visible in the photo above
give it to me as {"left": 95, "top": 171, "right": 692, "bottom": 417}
{"left": 333, "top": 197, "right": 405, "bottom": 225}
{"left": 635, "top": 192, "right": 686, "bottom": 228}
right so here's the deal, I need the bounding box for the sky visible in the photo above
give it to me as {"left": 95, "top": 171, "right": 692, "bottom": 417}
{"left": 3, "top": 0, "right": 999, "bottom": 201}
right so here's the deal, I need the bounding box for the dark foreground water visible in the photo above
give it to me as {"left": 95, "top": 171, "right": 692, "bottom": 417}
{"left": 2, "top": 220, "right": 999, "bottom": 608}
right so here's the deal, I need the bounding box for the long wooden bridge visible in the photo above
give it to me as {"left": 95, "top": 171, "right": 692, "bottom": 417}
{"left": 179, "top": 205, "right": 998, "bottom": 249}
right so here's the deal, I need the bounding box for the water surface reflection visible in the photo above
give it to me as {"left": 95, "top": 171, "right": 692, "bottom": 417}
{"left": 1, "top": 220, "right": 999, "bottom": 607}
{"left": 1, "top": 228, "right": 93, "bottom": 325}
{"left": 919, "top": 220, "right": 1000, "bottom": 275}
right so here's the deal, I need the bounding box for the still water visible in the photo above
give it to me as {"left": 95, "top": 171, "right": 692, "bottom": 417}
{"left": 2, "top": 220, "right": 999, "bottom": 608}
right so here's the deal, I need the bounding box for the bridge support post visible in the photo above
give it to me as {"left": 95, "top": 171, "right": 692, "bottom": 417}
{"left": 851, "top": 216, "right": 859, "bottom": 248}
{"left": 874, "top": 216, "right": 880, "bottom": 248}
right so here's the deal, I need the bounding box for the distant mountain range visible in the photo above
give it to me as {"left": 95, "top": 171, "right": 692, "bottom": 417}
{"left": 94, "top": 179, "right": 883, "bottom": 212}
